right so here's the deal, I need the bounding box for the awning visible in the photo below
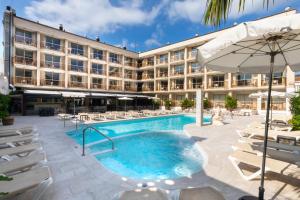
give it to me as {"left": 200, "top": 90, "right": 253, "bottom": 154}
{"left": 24, "top": 90, "right": 61, "bottom": 95}
{"left": 61, "top": 91, "right": 88, "bottom": 98}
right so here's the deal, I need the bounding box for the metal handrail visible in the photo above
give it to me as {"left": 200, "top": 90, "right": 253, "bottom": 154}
{"left": 82, "top": 126, "right": 114, "bottom": 156}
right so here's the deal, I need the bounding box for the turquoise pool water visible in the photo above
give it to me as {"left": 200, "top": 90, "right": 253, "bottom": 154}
{"left": 67, "top": 115, "right": 208, "bottom": 180}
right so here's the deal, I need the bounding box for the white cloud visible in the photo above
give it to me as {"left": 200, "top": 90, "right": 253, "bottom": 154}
{"left": 115, "top": 39, "right": 137, "bottom": 50}
{"left": 25, "top": 0, "right": 164, "bottom": 34}
{"left": 145, "top": 38, "right": 161, "bottom": 47}
{"left": 167, "top": 0, "right": 291, "bottom": 23}
{"left": 145, "top": 24, "right": 164, "bottom": 48}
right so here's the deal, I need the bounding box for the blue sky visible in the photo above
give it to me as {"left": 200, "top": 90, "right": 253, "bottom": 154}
{"left": 1, "top": 0, "right": 300, "bottom": 54}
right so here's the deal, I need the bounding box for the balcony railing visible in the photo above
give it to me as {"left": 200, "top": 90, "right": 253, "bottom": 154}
{"left": 91, "top": 83, "right": 105, "bottom": 90}
{"left": 208, "top": 81, "right": 226, "bottom": 89}
{"left": 91, "top": 69, "right": 105, "bottom": 75}
{"left": 40, "top": 79, "right": 64, "bottom": 87}
{"left": 14, "top": 76, "right": 36, "bottom": 85}
{"left": 125, "top": 86, "right": 137, "bottom": 92}
{"left": 232, "top": 79, "right": 257, "bottom": 87}
{"left": 189, "top": 67, "right": 203, "bottom": 74}
{"left": 90, "top": 53, "right": 105, "bottom": 60}
{"left": 68, "top": 49, "right": 86, "bottom": 57}
{"left": 124, "top": 61, "right": 135, "bottom": 67}
{"left": 109, "top": 85, "right": 122, "bottom": 90}
{"left": 68, "top": 65, "right": 87, "bottom": 73}
{"left": 109, "top": 58, "right": 122, "bottom": 64}
{"left": 261, "top": 78, "right": 285, "bottom": 86}
{"left": 41, "top": 41, "right": 64, "bottom": 52}
{"left": 189, "top": 83, "right": 203, "bottom": 89}
{"left": 171, "top": 54, "right": 184, "bottom": 62}
{"left": 142, "top": 74, "right": 154, "bottom": 79}
{"left": 157, "top": 86, "right": 168, "bottom": 91}
{"left": 124, "top": 73, "right": 137, "bottom": 79}
{"left": 15, "top": 36, "right": 36, "bottom": 46}
{"left": 109, "top": 72, "right": 122, "bottom": 77}
{"left": 157, "top": 72, "right": 168, "bottom": 78}
{"left": 171, "top": 70, "right": 184, "bottom": 76}
{"left": 41, "top": 60, "right": 64, "bottom": 69}
{"left": 171, "top": 84, "right": 184, "bottom": 90}
{"left": 69, "top": 81, "right": 87, "bottom": 88}
{"left": 142, "top": 61, "right": 154, "bottom": 67}
{"left": 142, "top": 86, "right": 154, "bottom": 91}
{"left": 14, "top": 56, "right": 36, "bottom": 66}
{"left": 156, "top": 58, "right": 168, "bottom": 65}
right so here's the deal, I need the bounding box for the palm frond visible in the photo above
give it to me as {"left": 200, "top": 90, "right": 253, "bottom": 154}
{"left": 203, "top": 0, "right": 273, "bottom": 26}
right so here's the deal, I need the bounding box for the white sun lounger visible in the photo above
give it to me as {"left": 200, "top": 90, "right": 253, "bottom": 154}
{"left": 229, "top": 150, "right": 300, "bottom": 181}
{"left": 0, "top": 143, "right": 42, "bottom": 159}
{"left": 0, "top": 166, "right": 52, "bottom": 200}
{"left": 0, "top": 151, "right": 46, "bottom": 175}
{"left": 0, "top": 127, "right": 37, "bottom": 137}
{"left": 0, "top": 134, "right": 38, "bottom": 147}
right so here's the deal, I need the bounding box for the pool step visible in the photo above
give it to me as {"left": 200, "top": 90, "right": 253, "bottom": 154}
{"left": 91, "top": 148, "right": 116, "bottom": 156}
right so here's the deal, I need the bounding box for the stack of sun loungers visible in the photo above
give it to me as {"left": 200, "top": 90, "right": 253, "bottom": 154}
{"left": 230, "top": 119, "right": 300, "bottom": 181}
{"left": 0, "top": 126, "right": 52, "bottom": 199}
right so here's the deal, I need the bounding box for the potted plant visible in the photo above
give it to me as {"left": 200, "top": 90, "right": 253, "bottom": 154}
{"left": 181, "top": 98, "right": 194, "bottom": 110}
{"left": 164, "top": 99, "right": 173, "bottom": 110}
{"left": 225, "top": 95, "right": 237, "bottom": 111}
{"left": 0, "top": 94, "right": 14, "bottom": 126}
{"left": 203, "top": 98, "right": 212, "bottom": 109}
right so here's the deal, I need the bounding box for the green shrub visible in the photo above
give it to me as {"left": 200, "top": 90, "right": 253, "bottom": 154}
{"left": 290, "top": 96, "right": 300, "bottom": 115}
{"left": 152, "top": 100, "right": 160, "bottom": 109}
{"left": 164, "top": 99, "right": 173, "bottom": 110}
{"left": 181, "top": 98, "right": 194, "bottom": 109}
{"left": 0, "top": 94, "right": 10, "bottom": 119}
{"left": 288, "top": 115, "right": 300, "bottom": 130}
{"left": 203, "top": 98, "right": 212, "bottom": 109}
{"left": 225, "top": 95, "right": 237, "bottom": 111}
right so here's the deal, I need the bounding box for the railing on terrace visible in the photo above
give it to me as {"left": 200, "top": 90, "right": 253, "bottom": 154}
{"left": 109, "top": 72, "right": 122, "bottom": 77}
{"left": 68, "top": 65, "right": 87, "bottom": 73}
{"left": 40, "top": 41, "right": 64, "bottom": 52}
{"left": 207, "top": 81, "right": 226, "bottom": 89}
{"left": 91, "top": 69, "right": 105, "bottom": 75}
{"left": 109, "top": 85, "right": 122, "bottom": 90}
{"left": 232, "top": 80, "right": 258, "bottom": 87}
{"left": 14, "top": 56, "right": 36, "bottom": 66}
{"left": 171, "top": 70, "right": 184, "bottom": 76}
{"left": 91, "top": 83, "right": 105, "bottom": 89}
{"left": 124, "top": 61, "right": 135, "bottom": 67}
{"left": 68, "top": 49, "right": 86, "bottom": 57}
{"left": 40, "top": 60, "right": 64, "bottom": 69}
{"left": 171, "top": 84, "right": 184, "bottom": 90}
{"left": 142, "top": 61, "right": 154, "bottom": 67}
{"left": 40, "top": 79, "right": 65, "bottom": 87}
{"left": 125, "top": 86, "right": 137, "bottom": 92}
{"left": 15, "top": 36, "right": 36, "bottom": 46}
{"left": 189, "top": 67, "right": 203, "bottom": 74}
{"left": 189, "top": 83, "right": 203, "bottom": 89}
{"left": 261, "top": 78, "right": 286, "bottom": 86}
{"left": 109, "top": 58, "right": 122, "bottom": 64}
{"left": 157, "top": 72, "right": 168, "bottom": 78}
{"left": 157, "top": 86, "right": 168, "bottom": 91}
{"left": 142, "top": 74, "right": 154, "bottom": 79}
{"left": 14, "top": 77, "right": 36, "bottom": 85}
{"left": 68, "top": 81, "right": 87, "bottom": 88}
{"left": 124, "top": 73, "right": 137, "bottom": 79}
{"left": 142, "top": 87, "right": 154, "bottom": 91}
{"left": 156, "top": 58, "right": 168, "bottom": 65}
{"left": 188, "top": 51, "right": 197, "bottom": 59}
{"left": 171, "top": 54, "right": 184, "bottom": 62}
{"left": 90, "top": 53, "right": 105, "bottom": 60}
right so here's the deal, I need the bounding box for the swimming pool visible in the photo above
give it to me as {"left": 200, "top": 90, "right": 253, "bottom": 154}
{"left": 67, "top": 115, "right": 208, "bottom": 180}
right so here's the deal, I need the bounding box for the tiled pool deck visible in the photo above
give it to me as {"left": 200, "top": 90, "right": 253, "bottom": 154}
{"left": 3, "top": 115, "right": 300, "bottom": 200}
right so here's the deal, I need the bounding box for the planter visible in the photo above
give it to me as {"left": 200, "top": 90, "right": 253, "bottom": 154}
{"left": 2, "top": 116, "right": 14, "bottom": 126}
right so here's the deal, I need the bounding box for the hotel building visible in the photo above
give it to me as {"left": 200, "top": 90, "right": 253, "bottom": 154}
{"left": 3, "top": 7, "right": 299, "bottom": 115}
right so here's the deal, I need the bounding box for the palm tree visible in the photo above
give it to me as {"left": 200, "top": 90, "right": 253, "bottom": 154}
{"left": 204, "top": 0, "right": 274, "bottom": 26}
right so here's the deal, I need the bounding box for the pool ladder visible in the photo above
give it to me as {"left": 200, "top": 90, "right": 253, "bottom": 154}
{"left": 82, "top": 126, "right": 115, "bottom": 156}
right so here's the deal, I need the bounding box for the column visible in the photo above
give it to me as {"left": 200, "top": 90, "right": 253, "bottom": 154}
{"left": 36, "top": 32, "right": 41, "bottom": 86}
{"left": 168, "top": 52, "right": 171, "bottom": 91}
{"left": 203, "top": 67, "right": 208, "bottom": 90}
{"left": 64, "top": 40, "right": 68, "bottom": 88}
{"left": 106, "top": 52, "right": 109, "bottom": 90}
{"left": 154, "top": 55, "right": 157, "bottom": 91}
{"left": 184, "top": 47, "right": 188, "bottom": 90}
{"left": 122, "top": 55, "right": 125, "bottom": 91}
{"left": 196, "top": 90, "right": 203, "bottom": 126}
{"left": 87, "top": 46, "right": 91, "bottom": 89}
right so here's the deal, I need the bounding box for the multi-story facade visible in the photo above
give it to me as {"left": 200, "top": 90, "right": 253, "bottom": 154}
{"left": 3, "top": 7, "right": 299, "bottom": 115}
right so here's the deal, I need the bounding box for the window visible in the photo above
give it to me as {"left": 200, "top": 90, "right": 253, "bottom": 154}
{"left": 15, "top": 28, "right": 33, "bottom": 44}
{"left": 109, "top": 53, "right": 120, "bottom": 63}
{"left": 212, "top": 75, "right": 225, "bottom": 87}
{"left": 191, "top": 63, "right": 201, "bottom": 73}
{"left": 16, "top": 69, "right": 32, "bottom": 78}
{"left": 295, "top": 71, "right": 300, "bottom": 81}
{"left": 45, "top": 72, "right": 60, "bottom": 86}
{"left": 146, "top": 57, "right": 154, "bottom": 66}
{"left": 174, "top": 65, "right": 184, "bottom": 74}
{"left": 91, "top": 63, "right": 103, "bottom": 74}
{"left": 92, "top": 78, "right": 102, "bottom": 85}
{"left": 45, "top": 36, "right": 61, "bottom": 51}
{"left": 237, "top": 73, "right": 251, "bottom": 81}
{"left": 265, "top": 72, "right": 283, "bottom": 84}
{"left": 15, "top": 49, "right": 34, "bottom": 64}
{"left": 159, "top": 54, "right": 168, "bottom": 63}
{"left": 109, "top": 66, "right": 120, "bottom": 76}
{"left": 173, "top": 50, "right": 184, "bottom": 60}
{"left": 92, "top": 49, "right": 103, "bottom": 60}
{"left": 70, "top": 43, "right": 84, "bottom": 56}
{"left": 45, "top": 54, "right": 61, "bottom": 68}
{"left": 70, "top": 59, "right": 84, "bottom": 72}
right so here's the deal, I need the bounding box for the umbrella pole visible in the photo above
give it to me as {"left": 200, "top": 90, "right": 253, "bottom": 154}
{"left": 258, "top": 53, "right": 275, "bottom": 200}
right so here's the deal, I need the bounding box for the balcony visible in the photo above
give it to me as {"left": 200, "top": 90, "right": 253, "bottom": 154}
{"left": 109, "top": 57, "right": 122, "bottom": 64}
{"left": 232, "top": 79, "right": 258, "bottom": 87}
{"left": 15, "top": 36, "right": 36, "bottom": 46}
{"left": 125, "top": 85, "right": 137, "bottom": 92}
{"left": 142, "top": 73, "right": 154, "bottom": 80}
{"left": 156, "top": 58, "right": 168, "bottom": 65}
{"left": 124, "top": 73, "right": 137, "bottom": 79}
{"left": 68, "top": 81, "right": 87, "bottom": 88}
{"left": 156, "top": 86, "right": 168, "bottom": 91}
{"left": 188, "top": 67, "right": 203, "bottom": 74}
{"left": 157, "top": 71, "right": 168, "bottom": 78}
{"left": 109, "top": 85, "right": 122, "bottom": 90}
{"left": 124, "top": 61, "right": 135, "bottom": 67}
{"left": 68, "top": 65, "right": 87, "bottom": 73}
{"left": 171, "top": 84, "right": 184, "bottom": 90}
{"left": 14, "top": 76, "right": 36, "bottom": 85}
{"left": 142, "top": 61, "right": 154, "bottom": 67}
{"left": 68, "top": 49, "right": 86, "bottom": 57}
{"left": 188, "top": 83, "right": 203, "bottom": 89}
{"left": 41, "top": 41, "right": 64, "bottom": 52}
{"left": 188, "top": 50, "right": 197, "bottom": 59}
{"left": 142, "top": 86, "right": 154, "bottom": 91}
{"left": 171, "top": 54, "right": 184, "bottom": 62}
{"left": 40, "top": 79, "right": 64, "bottom": 87}
{"left": 41, "top": 60, "right": 64, "bottom": 70}
{"left": 91, "top": 83, "right": 105, "bottom": 90}
{"left": 14, "top": 56, "right": 36, "bottom": 66}
{"left": 171, "top": 70, "right": 184, "bottom": 76}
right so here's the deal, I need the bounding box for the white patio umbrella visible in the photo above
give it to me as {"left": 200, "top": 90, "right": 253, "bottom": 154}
{"left": 118, "top": 97, "right": 133, "bottom": 111}
{"left": 197, "top": 13, "right": 300, "bottom": 200}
